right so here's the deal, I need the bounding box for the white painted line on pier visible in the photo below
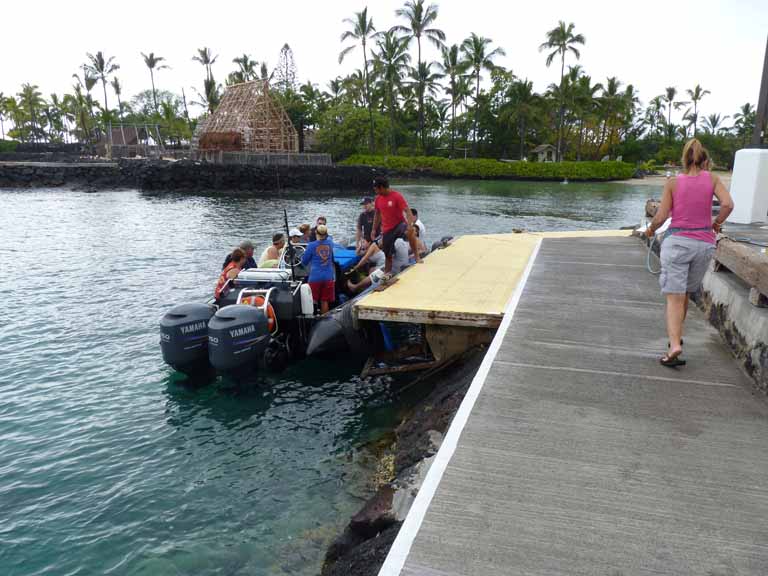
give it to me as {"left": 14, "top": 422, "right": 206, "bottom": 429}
{"left": 377, "top": 237, "right": 543, "bottom": 576}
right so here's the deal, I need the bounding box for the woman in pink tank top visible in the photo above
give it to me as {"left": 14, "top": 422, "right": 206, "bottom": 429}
{"left": 645, "top": 139, "right": 734, "bottom": 367}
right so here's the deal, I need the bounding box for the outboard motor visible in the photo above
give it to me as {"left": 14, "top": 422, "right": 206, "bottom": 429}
{"left": 208, "top": 305, "right": 270, "bottom": 373}
{"left": 160, "top": 303, "right": 216, "bottom": 374}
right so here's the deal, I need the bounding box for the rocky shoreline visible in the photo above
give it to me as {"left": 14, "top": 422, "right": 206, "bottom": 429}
{"left": 0, "top": 158, "right": 377, "bottom": 194}
{"left": 321, "top": 350, "right": 484, "bottom": 576}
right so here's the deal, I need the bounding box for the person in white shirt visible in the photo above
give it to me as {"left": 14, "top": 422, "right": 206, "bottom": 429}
{"left": 346, "top": 238, "right": 410, "bottom": 294}
{"left": 411, "top": 208, "right": 426, "bottom": 241}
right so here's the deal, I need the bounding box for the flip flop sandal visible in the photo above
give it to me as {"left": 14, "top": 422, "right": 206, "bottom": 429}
{"left": 660, "top": 354, "right": 686, "bottom": 368}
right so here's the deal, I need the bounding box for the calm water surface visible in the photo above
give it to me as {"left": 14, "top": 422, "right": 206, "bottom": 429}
{"left": 0, "top": 179, "right": 651, "bottom": 575}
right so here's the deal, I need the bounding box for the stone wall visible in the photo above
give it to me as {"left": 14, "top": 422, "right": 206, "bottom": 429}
{"left": 700, "top": 267, "right": 768, "bottom": 392}
{"left": 0, "top": 159, "right": 377, "bottom": 194}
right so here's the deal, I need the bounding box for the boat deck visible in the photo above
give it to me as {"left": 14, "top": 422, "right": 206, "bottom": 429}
{"left": 379, "top": 235, "right": 768, "bottom": 576}
{"left": 353, "top": 230, "right": 632, "bottom": 328}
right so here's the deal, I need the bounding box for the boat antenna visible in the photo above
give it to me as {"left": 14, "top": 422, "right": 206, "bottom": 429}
{"left": 283, "top": 208, "right": 296, "bottom": 281}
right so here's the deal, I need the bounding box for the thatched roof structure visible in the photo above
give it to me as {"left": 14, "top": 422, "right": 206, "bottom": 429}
{"left": 195, "top": 80, "right": 298, "bottom": 152}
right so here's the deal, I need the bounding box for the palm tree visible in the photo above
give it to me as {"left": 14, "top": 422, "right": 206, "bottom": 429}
{"left": 339, "top": 7, "right": 377, "bottom": 152}
{"left": 461, "top": 33, "right": 505, "bottom": 157}
{"left": 393, "top": 0, "right": 446, "bottom": 150}
{"left": 18, "top": 84, "right": 45, "bottom": 142}
{"left": 663, "top": 86, "right": 677, "bottom": 141}
{"left": 193, "top": 76, "right": 221, "bottom": 114}
{"left": 141, "top": 52, "right": 169, "bottom": 113}
{"left": 0, "top": 92, "right": 7, "bottom": 140}
{"left": 646, "top": 95, "right": 666, "bottom": 137}
{"left": 686, "top": 84, "right": 711, "bottom": 136}
{"left": 409, "top": 61, "right": 443, "bottom": 150}
{"left": 504, "top": 79, "right": 540, "bottom": 160}
{"left": 110, "top": 78, "right": 124, "bottom": 119}
{"left": 573, "top": 74, "right": 602, "bottom": 159}
{"left": 733, "top": 102, "right": 756, "bottom": 146}
{"left": 539, "top": 21, "right": 585, "bottom": 160}
{"left": 229, "top": 54, "right": 258, "bottom": 84}
{"left": 703, "top": 113, "right": 728, "bottom": 135}
{"left": 86, "top": 51, "right": 119, "bottom": 113}
{"left": 435, "top": 44, "right": 468, "bottom": 157}
{"left": 373, "top": 30, "right": 411, "bottom": 153}
{"left": 596, "top": 76, "right": 622, "bottom": 157}
{"left": 193, "top": 47, "right": 218, "bottom": 83}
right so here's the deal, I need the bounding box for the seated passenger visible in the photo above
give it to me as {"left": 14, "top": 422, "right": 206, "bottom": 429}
{"left": 299, "top": 223, "right": 311, "bottom": 243}
{"left": 215, "top": 248, "right": 246, "bottom": 301}
{"left": 309, "top": 216, "right": 327, "bottom": 242}
{"left": 348, "top": 236, "right": 385, "bottom": 275}
{"left": 222, "top": 240, "right": 257, "bottom": 270}
{"left": 289, "top": 228, "right": 303, "bottom": 244}
{"left": 411, "top": 208, "right": 426, "bottom": 240}
{"left": 301, "top": 224, "right": 336, "bottom": 314}
{"left": 413, "top": 226, "right": 429, "bottom": 259}
{"left": 258, "top": 233, "right": 286, "bottom": 268}
{"left": 346, "top": 238, "right": 410, "bottom": 295}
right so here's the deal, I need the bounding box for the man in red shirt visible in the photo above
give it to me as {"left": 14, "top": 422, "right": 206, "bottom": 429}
{"left": 371, "top": 175, "right": 421, "bottom": 273}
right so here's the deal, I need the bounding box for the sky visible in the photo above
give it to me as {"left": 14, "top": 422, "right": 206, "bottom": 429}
{"left": 1, "top": 0, "right": 766, "bottom": 123}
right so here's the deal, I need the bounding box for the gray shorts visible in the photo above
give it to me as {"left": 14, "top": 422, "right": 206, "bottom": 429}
{"left": 659, "top": 235, "right": 715, "bottom": 294}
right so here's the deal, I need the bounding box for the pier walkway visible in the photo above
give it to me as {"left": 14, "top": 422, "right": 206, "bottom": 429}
{"left": 380, "top": 235, "right": 768, "bottom": 575}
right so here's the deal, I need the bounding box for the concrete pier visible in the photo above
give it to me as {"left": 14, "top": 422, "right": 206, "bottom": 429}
{"left": 379, "top": 235, "right": 768, "bottom": 576}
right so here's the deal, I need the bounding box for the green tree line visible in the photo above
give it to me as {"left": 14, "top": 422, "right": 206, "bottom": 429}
{"left": 0, "top": 1, "right": 758, "bottom": 166}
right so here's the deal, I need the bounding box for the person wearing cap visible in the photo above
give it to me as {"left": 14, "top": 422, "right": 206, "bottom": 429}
{"left": 301, "top": 224, "right": 336, "bottom": 314}
{"left": 356, "top": 197, "right": 378, "bottom": 255}
{"left": 289, "top": 228, "right": 303, "bottom": 244}
{"left": 258, "top": 233, "right": 286, "bottom": 268}
{"left": 222, "top": 240, "right": 257, "bottom": 270}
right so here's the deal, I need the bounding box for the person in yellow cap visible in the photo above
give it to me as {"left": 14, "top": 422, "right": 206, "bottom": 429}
{"left": 300, "top": 224, "right": 336, "bottom": 314}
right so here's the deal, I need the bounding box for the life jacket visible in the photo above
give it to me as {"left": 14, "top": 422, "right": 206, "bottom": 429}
{"left": 215, "top": 262, "right": 239, "bottom": 300}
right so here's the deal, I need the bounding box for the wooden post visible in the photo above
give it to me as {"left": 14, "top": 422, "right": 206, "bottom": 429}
{"left": 752, "top": 35, "right": 768, "bottom": 147}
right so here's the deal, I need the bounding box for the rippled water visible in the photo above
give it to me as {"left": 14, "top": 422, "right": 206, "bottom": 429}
{"left": 0, "top": 179, "right": 651, "bottom": 575}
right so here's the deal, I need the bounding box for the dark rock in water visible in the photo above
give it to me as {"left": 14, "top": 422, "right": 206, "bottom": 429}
{"left": 349, "top": 485, "right": 396, "bottom": 538}
{"left": 321, "top": 523, "right": 401, "bottom": 576}
{"left": 321, "top": 350, "right": 485, "bottom": 576}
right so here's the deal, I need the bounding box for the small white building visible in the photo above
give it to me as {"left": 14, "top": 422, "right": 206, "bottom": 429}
{"left": 532, "top": 144, "right": 556, "bottom": 163}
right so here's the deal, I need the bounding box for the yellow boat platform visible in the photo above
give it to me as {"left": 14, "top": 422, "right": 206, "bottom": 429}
{"left": 354, "top": 230, "right": 633, "bottom": 328}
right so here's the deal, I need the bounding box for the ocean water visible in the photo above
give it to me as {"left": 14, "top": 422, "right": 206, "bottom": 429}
{"left": 0, "top": 180, "right": 651, "bottom": 575}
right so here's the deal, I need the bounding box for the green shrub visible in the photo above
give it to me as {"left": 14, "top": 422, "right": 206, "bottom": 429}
{"left": 0, "top": 140, "right": 18, "bottom": 153}
{"left": 340, "top": 155, "right": 635, "bottom": 181}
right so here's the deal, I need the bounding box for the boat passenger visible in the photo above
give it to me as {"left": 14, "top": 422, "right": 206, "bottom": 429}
{"left": 309, "top": 216, "right": 327, "bottom": 242}
{"left": 645, "top": 138, "right": 734, "bottom": 367}
{"left": 215, "top": 248, "right": 245, "bottom": 302}
{"left": 371, "top": 176, "right": 422, "bottom": 273}
{"left": 356, "top": 197, "right": 378, "bottom": 255}
{"left": 222, "top": 240, "right": 257, "bottom": 270}
{"left": 413, "top": 225, "right": 429, "bottom": 259}
{"left": 411, "top": 208, "right": 426, "bottom": 241}
{"left": 259, "top": 233, "right": 286, "bottom": 268}
{"left": 347, "top": 238, "right": 410, "bottom": 295}
{"left": 299, "top": 224, "right": 311, "bottom": 243}
{"left": 289, "top": 228, "right": 303, "bottom": 244}
{"left": 301, "top": 224, "right": 336, "bottom": 315}
{"left": 349, "top": 236, "right": 385, "bottom": 274}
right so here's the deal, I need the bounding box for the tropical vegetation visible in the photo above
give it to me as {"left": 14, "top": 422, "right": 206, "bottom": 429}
{"left": 0, "top": 1, "right": 758, "bottom": 168}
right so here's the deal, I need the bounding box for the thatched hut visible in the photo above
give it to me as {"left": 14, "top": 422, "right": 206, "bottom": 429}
{"left": 195, "top": 80, "right": 298, "bottom": 152}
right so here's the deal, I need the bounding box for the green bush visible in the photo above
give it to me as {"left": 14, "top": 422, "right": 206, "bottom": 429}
{"left": 0, "top": 140, "right": 18, "bottom": 153}
{"left": 340, "top": 155, "right": 635, "bottom": 181}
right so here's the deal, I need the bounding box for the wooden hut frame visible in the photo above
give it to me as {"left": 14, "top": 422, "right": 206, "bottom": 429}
{"left": 196, "top": 80, "right": 298, "bottom": 152}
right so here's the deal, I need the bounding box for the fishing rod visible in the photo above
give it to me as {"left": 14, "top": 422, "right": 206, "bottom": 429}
{"left": 283, "top": 208, "right": 296, "bottom": 280}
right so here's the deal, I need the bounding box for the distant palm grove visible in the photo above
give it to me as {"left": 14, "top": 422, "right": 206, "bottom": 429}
{"left": 0, "top": 1, "right": 758, "bottom": 167}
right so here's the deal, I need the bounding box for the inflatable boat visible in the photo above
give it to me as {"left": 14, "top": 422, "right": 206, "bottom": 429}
{"left": 160, "top": 243, "right": 360, "bottom": 377}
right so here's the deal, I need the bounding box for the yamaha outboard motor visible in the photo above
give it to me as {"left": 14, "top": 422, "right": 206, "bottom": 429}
{"left": 208, "top": 305, "right": 270, "bottom": 373}
{"left": 160, "top": 303, "right": 216, "bottom": 374}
